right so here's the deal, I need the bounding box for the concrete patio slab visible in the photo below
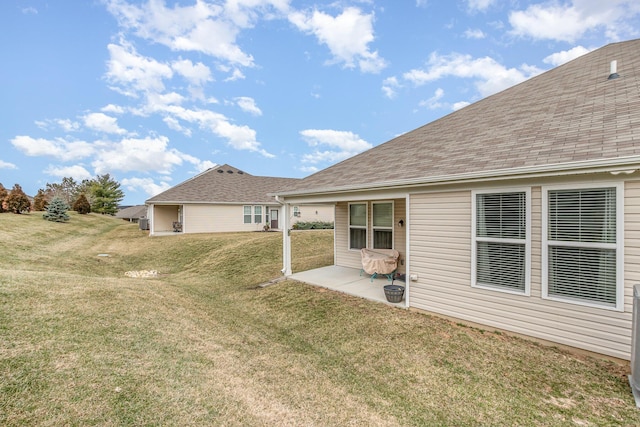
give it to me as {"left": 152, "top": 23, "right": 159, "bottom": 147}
{"left": 289, "top": 265, "right": 406, "bottom": 308}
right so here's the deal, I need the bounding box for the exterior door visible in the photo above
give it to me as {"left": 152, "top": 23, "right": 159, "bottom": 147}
{"left": 270, "top": 209, "right": 279, "bottom": 229}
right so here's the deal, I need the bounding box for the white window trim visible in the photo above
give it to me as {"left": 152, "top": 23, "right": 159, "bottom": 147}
{"left": 541, "top": 182, "right": 624, "bottom": 312}
{"left": 243, "top": 205, "right": 252, "bottom": 224}
{"left": 348, "top": 202, "right": 368, "bottom": 251}
{"left": 372, "top": 200, "right": 394, "bottom": 250}
{"left": 471, "top": 188, "right": 531, "bottom": 296}
{"left": 254, "top": 205, "right": 263, "bottom": 224}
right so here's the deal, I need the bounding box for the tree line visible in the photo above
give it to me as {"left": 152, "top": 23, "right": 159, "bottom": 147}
{"left": 0, "top": 174, "right": 124, "bottom": 218}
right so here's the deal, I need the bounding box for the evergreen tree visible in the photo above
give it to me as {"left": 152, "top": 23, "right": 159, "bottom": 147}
{"left": 72, "top": 194, "right": 91, "bottom": 214}
{"left": 5, "top": 184, "right": 31, "bottom": 214}
{"left": 0, "top": 183, "right": 7, "bottom": 213}
{"left": 33, "top": 189, "right": 48, "bottom": 211}
{"left": 43, "top": 197, "right": 70, "bottom": 222}
{"left": 90, "top": 174, "right": 124, "bottom": 215}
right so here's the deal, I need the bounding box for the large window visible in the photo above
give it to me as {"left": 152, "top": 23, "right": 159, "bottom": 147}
{"left": 243, "top": 206, "right": 251, "bottom": 224}
{"left": 372, "top": 202, "right": 393, "bottom": 249}
{"left": 472, "top": 189, "right": 530, "bottom": 294}
{"left": 349, "top": 203, "right": 367, "bottom": 250}
{"left": 543, "top": 184, "right": 622, "bottom": 310}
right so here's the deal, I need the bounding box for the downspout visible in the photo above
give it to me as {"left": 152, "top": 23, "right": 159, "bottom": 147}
{"left": 405, "top": 194, "right": 410, "bottom": 308}
{"left": 275, "top": 195, "right": 292, "bottom": 276}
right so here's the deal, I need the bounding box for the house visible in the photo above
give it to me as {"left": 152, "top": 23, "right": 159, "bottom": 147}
{"left": 275, "top": 39, "right": 640, "bottom": 360}
{"left": 115, "top": 205, "right": 148, "bottom": 223}
{"left": 145, "top": 164, "right": 333, "bottom": 235}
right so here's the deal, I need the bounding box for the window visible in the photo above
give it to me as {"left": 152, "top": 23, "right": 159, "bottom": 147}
{"left": 349, "top": 203, "right": 367, "bottom": 250}
{"left": 543, "top": 184, "right": 622, "bottom": 310}
{"left": 254, "top": 205, "right": 262, "bottom": 224}
{"left": 372, "top": 202, "right": 393, "bottom": 249}
{"left": 472, "top": 189, "right": 530, "bottom": 294}
{"left": 243, "top": 206, "right": 251, "bottom": 224}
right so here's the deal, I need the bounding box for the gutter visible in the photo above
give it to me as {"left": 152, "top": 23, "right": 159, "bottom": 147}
{"left": 274, "top": 155, "right": 640, "bottom": 198}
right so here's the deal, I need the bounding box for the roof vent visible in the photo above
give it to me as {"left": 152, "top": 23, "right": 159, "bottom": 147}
{"left": 608, "top": 60, "right": 620, "bottom": 80}
{"left": 237, "top": 170, "right": 244, "bottom": 175}
{"left": 227, "top": 170, "right": 234, "bottom": 174}
{"left": 217, "top": 169, "right": 224, "bottom": 173}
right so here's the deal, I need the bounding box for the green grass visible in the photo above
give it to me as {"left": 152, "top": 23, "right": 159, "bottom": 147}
{"left": 1, "top": 212, "right": 639, "bottom": 426}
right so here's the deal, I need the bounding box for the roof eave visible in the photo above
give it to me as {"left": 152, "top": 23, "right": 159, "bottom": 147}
{"left": 275, "top": 155, "right": 640, "bottom": 198}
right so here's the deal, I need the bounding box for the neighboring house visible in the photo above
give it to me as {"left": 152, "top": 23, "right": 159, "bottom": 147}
{"left": 145, "top": 164, "right": 333, "bottom": 235}
{"left": 275, "top": 39, "right": 640, "bottom": 360}
{"left": 115, "top": 205, "right": 148, "bottom": 223}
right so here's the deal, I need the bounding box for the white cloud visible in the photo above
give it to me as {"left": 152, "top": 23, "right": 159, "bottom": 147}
{"left": 289, "top": 7, "right": 386, "bottom": 73}
{"left": 171, "top": 58, "right": 212, "bottom": 86}
{"left": 44, "top": 165, "right": 93, "bottom": 181}
{"left": 467, "top": 0, "right": 496, "bottom": 12}
{"left": 509, "top": 1, "right": 640, "bottom": 43}
{"left": 11, "top": 136, "right": 94, "bottom": 160}
{"left": 452, "top": 101, "right": 471, "bottom": 110}
{"left": 83, "top": 113, "right": 127, "bottom": 135}
{"left": 121, "top": 176, "right": 172, "bottom": 198}
{"left": 382, "top": 76, "right": 401, "bottom": 99}
{"left": 105, "top": 0, "right": 271, "bottom": 67}
{"left": 463, "top": 28, "right": 486, "bottom": 39}
{"left": 224, "top": 68, "right": 246, "bottom": 81}
{"left": 105, "top": 41, "right": 173, "bottom": 97}
{"left": 0, "top": 160, "right": 17, "bottom": 169}
{"left": 101, "top": 104, "right": 126, "bottom": 114}
{"left": 403, "top": 52, "right": 543, "bottom": 97}
{"left": 144, "top": 104, "right": 273, "bottom": 157}
{"left": 543, "top": 45, "right": 592, "bottom": 66}
{"left": 300, "top": 129, "right": 372, "bottom": 165}
{"left": 418, "top": 88, "right": 445, "bottom": 110}
{"left": 235, "top": 96, "right": 262, "bottom": 116}
{"left": 91, "top": 135, "right": 188, "bottom": 175}
{"left": 34, "top": 119, "right": 81, "bottom": 132}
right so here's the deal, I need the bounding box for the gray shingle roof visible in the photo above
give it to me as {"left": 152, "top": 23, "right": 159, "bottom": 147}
{"left": 115, "top": 205, "right": 148, "bottom": 219}
{"left": 146, "top": 164, "right": 300, "bottom": 204}
{"left": 281, "top": 39, "right": 640, "bottom": 195}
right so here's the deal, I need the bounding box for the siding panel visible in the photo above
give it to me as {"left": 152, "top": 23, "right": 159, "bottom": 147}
{"left": 408, "top": 185, "right": 634, "bottom": 360}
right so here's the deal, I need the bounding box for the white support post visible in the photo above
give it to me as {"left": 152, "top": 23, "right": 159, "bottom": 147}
{"left": 281, "top": 201, "right": 292, "bottom": 276}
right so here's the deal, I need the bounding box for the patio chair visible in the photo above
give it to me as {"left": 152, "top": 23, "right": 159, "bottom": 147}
{"left": 360, "top": 248, "right": 400, "bottom": 282}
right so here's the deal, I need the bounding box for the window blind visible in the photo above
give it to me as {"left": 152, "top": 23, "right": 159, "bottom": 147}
{"left": 547, "top": 187, "right": 617, "bottom": 306}
{"left": 475, "top": 191, "right": 527, "bottom": 292}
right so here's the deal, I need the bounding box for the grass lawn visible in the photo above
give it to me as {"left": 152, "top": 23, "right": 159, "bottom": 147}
{"left": 1, "top": 212, "right": 639, "bottom": 426}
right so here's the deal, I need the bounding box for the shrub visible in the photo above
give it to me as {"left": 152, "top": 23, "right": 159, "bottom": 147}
{"left": 0, "top": 183, "right": 7, "bottom": 213}
{"left": 43, "top": 197, "right": 70, "bottom": 222}
{"left": 33, "top": 189, "right": 48, "bottom": 211}
{"left": 292, "top": 221, "right": 334, "bottom": 230}
{"left": 5, "top": 184, "right": 31, "bottom": 214}
{"left": 73, "top": 194, "right": 91, "bottom": 214}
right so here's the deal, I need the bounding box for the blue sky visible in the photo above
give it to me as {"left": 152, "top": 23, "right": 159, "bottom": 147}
{"left": 2, "top": 1, "right": 639, "bottom": 205}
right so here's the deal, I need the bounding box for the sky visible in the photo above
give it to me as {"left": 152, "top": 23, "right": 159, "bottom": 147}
{"left": 1, "top": 1, "right": 640, "bottom": 205}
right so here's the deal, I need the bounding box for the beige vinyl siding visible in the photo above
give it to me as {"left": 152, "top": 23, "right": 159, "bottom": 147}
{"left": 335, "top": 199, "right": 406, "bottom": 273}
{"left": 409, "top": 186, "right": 634, "bottom": 360}
{"left": 335, "top": 202, "right": 363, "bottom": 269}
{"left": 292, "top": 205, "right": 334, "bottom": 224}
{"left": 152, "top": 205, "right": 179, "bottom": 233}
{"left": 394, "top": 199, "right": 406, "bottom": 274}
{"left": 183, "top": 204, "right": 268, "bottom": 233}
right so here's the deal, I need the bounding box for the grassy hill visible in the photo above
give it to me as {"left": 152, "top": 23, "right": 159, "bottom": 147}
{"left": 1, "top": 212, "right": 639, "bottom": 425}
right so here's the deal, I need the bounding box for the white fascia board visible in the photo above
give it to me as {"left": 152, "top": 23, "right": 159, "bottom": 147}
{"left": 275, "top": 156, "right": 640, "bottom": 199}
